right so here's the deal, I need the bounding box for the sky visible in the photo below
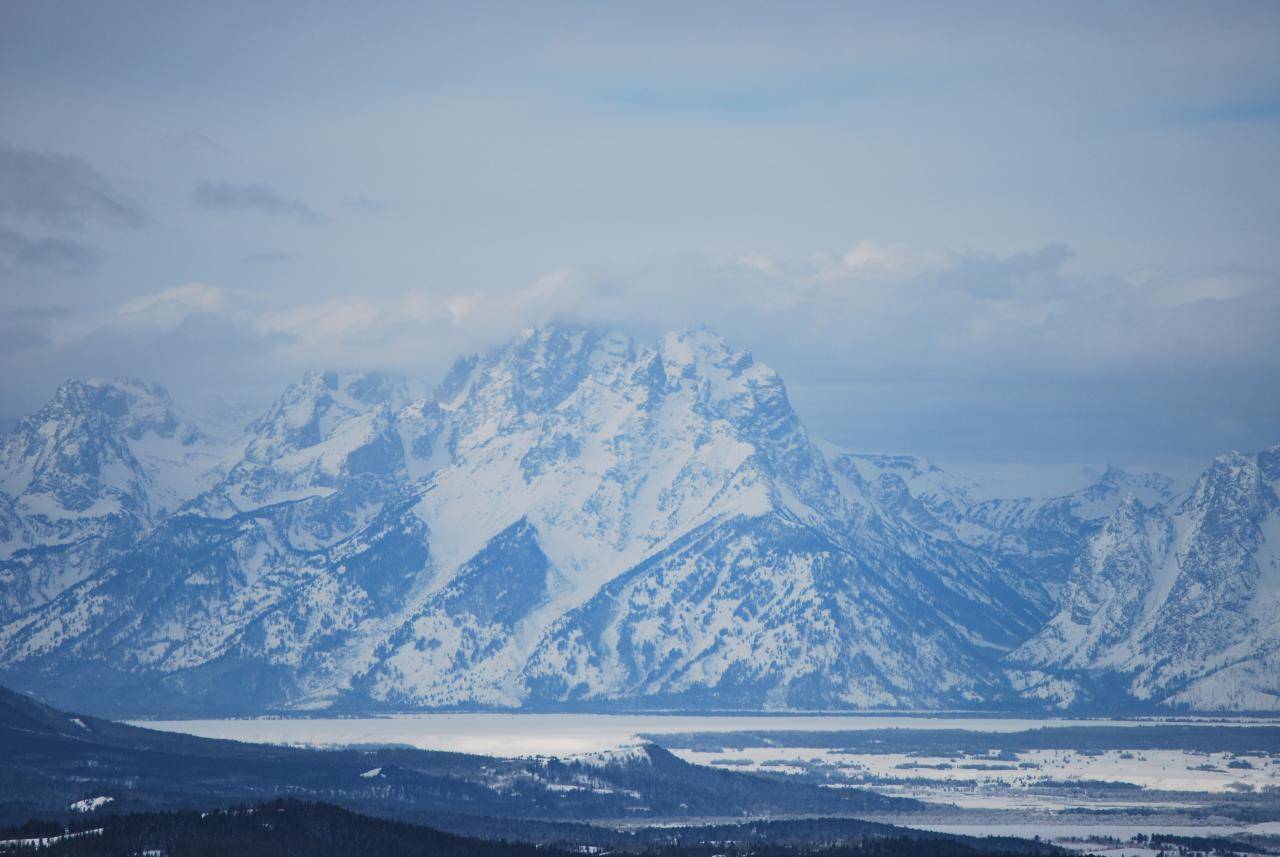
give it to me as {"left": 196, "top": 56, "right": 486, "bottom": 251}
{"left": 1, "top": 1, "right": 1278, "bottom": 475}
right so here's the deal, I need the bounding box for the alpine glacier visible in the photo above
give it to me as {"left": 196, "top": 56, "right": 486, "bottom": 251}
{"left": 0, "top": 324, "right": 1273, "bottom": 714}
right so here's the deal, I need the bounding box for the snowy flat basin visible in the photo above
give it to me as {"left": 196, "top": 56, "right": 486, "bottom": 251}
{"left": 909, "top": 822, "right": 1275, "bottom": 839}
{"left": 130, "top": 713, "right": 1275, "bottom": 757}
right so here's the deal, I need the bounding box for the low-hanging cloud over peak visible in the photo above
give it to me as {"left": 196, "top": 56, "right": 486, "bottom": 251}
{"left": 1, "top": 240, "right": 1275, "bottom": 465}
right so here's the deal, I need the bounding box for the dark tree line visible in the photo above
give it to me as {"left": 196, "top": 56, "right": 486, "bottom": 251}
{"left": 0, "top": 800, "right": 1073, "bottom": 857}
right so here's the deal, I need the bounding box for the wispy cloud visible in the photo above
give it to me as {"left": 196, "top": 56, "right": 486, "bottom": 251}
{"left": 164, "top": 130, "right": 227, "bottom": 154}
{"left": 112, "top": 282, "right": 227, "bottom": 327}
{"left": 1163, "top": 96, "right": 1280, "bottom": 126}
{"left": 0, "top": 307, "right": 71, "bottom": 355}
{"left": 0, "top": 224, "right": 97, "bottom": 275}
{"left": 569, "top": 73, "right": 914, "bottom": 120}
{"left": 2, "top": 241, "right": 1277, "bottom": 462}
{"left": 191, "top": 180, "right": 321, "bottom": 224}
{"left": 0, "top": 142, "right": 143, "bottom": 229}
{"left": 241, "top": 250, "right": 295, "bottom": 266}
{"left": 48, "top": 241, "right": 1265, "bottom": 390}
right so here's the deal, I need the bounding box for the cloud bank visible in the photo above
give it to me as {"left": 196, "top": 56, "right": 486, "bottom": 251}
{"left": 2, "top": 241, "right": 1275, "bottom": 467}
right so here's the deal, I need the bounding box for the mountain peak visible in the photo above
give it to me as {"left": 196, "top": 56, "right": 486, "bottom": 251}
{"left": 658, "top": 325, "right": 740, "bottom": 365}
{"left": 5, "top": 376, "right": 209, "bottom": 477}
{"left": 243, "top": 369, "right": 410, "bottom": 461}
{"left": 0, "top": 375, "right": 228, "bottom": 620}
{"left": 1186, "top": 449, "right": 1267, "bottom": 509}
{"left": 291, "top": 369, "right": 407, "bottom": 405}
{"left": 1258, "top": 442, "right": 1280, "bottom": 482}
{"left": 46, "top": 376, "right": 174, "bottom": 418}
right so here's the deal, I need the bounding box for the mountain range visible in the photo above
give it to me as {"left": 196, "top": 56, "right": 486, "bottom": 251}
{"left": 1, "top": 324, "right": 1275, "bottom": 715}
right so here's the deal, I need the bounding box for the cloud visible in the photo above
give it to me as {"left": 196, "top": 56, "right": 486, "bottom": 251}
{"left": 2, "top": 242, "right": 1276, "bottom": 465}
{"left": 0, "top": 286, "right": 287, "bottom": 425}
{"left": 937, "top": 245, "right": 1074, "bottom": 300}
{"left": 241, "top": 250, "right": 295, "bottom": 266}
{"left": 168, "top": 241, "right": 1278, "bottom": 393}
{"left": 0, "top": 142, "right": 143, "bottom": 229}
{"left": 10, "top": 243, "right": 1278, "bottom": 392}
{"left": 2, "top": 4, "right": 1277, "bottom": 463}
{"left": 1161, "top": 96, "right": 1280, "bottom": 126}
{"left": 110, "top": 283, "right": 227, "bottom": 330}
{"left": 809, "top": 240, "right": 953, "bottom": 284}
{"left": 0, "top": 224, "right": 97, "bottom": 275}
{"left": 2, "top": 283, "right": 230, "bottom": 355}
{"left": 0, "top": 307, "right": 71, "bottom": 355}
{"left": 190, "top": 180, "right": 321, "bottom": 224}
{"left": 164, "top": 130, "right": 227, "bottom": 154}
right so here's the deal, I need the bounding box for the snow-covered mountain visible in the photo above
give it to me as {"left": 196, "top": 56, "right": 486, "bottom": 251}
{"left": 192, "top": 369, "right": 414, "bottom": 518}
{"left": 1009, "top": 445, "right": 1280, "bottom": 711}
{"left": 357, "top": 327, "right": 1043, "bottom": 710}
{"left": 0, "top": 325, "right": 1270, "bottom": 714}
{"left": 0, "top": 379, "right": 227, "bottom": 622}
{"left": 828, "top": 452, "right": 1175, "bottom": 604}
{"left": 0, "top": 369, "right": 427, "bottom": 713}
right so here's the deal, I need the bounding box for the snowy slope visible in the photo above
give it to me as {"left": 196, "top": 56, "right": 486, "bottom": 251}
{"left": 0, "top": 370, "right": 429, "bottom": 712}
{"left": 519, "top": 513, "right": 1018, "bottom": 710}
{"left": 356, "top": 327, "right": 1043, "bottom": 709}
{"left": 0, "top": 379, "right": 227, "bottom": 622}
{"left": 194, "top": 370, "right": 413, "bottom": 518}
{"left": 1009, "top": 445, "right": 1280, "bottom": 711}
{"left": 826, "top": 450, "right": 1174, "bottom": 605}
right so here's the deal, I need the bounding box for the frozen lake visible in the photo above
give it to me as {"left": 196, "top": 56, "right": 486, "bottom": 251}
{"left": 131, "top": 712, "right": 1277, "bottom": 757}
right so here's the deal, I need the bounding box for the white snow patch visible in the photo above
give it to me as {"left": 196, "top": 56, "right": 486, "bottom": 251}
{"left": 68, "top": 796, "right": 113, "bottom": 813}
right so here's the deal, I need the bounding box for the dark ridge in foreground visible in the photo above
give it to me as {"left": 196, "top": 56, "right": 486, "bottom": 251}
{"left": 0, "top": 800, "right": 1067, "bottom": 857}
{"left": 0, "top": 685, "right": 914, "bottom": 829}
{"left": 0, "top": 801, "right": 557, "bottom": 857}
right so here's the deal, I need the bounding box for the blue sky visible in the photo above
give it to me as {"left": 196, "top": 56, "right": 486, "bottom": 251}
{"left": 0, "top": 1, "right": 1277, "bottom": 472}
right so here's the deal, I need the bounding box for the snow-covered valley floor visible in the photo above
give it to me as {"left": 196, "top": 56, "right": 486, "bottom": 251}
{"left": 679, "top": 746, "right": 1280, "bottom": 806}
{"left": 132, "top": 712, "right": 1270, "bottom": 756}
{"left": 130, "top": 711, "right": 1280, "bottom": 853}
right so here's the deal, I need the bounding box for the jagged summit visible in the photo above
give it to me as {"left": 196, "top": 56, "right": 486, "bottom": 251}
{"left": 0, "top": 377, "right": 227, "bottom": 622}
{"left": 242, "top": 369, "right": 411, "bottom": 460}
{"left": 1010, "top": 443, "right": 1280, "bottom": 710}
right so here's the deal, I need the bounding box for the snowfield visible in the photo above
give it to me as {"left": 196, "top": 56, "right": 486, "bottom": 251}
{"left": 134, "top": 712, "right": 1274, "bottom": 755}
{"left": 68, "top": 796, "right": 114, "bottom": 812}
